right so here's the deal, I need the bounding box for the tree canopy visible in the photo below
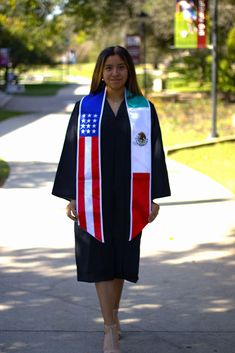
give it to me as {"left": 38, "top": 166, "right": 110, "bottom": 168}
{"left": 0, "top": 0, "right": 234, "bottom": 96}
{"left": 0, "top": 0, "right": 70, "bottom": 67}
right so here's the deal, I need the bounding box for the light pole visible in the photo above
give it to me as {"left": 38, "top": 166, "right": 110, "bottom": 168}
{"left": 138, "top": 11, "right": 148, "bottom": 95}
{"left": 211, "top": 0, "right": 218, "bottom": 137}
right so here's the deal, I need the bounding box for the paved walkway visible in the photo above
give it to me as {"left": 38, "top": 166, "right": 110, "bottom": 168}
{"left": 0, "top": 91, "right": 11, "bottom": 108}
{"left": 0, "top": 84, "right": 235, "bottom": 353}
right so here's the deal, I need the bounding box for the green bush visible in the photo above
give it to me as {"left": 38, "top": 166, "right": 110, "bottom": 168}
{"left": 0, "top": 159, "right": 10, "bottom": 187}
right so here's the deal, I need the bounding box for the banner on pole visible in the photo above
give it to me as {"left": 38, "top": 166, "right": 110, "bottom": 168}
{"left": 174, "top": 0, "right": 209, "bottom": 48}
{"left": 0, "top": 48, "right": 10, "bottom": 67}
{"left": 126, "top": 35, "right": 141, "bottom": 64}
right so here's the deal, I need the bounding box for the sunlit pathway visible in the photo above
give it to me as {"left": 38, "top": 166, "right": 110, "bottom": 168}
{"left": 0, "top": 88, "right": 235, "bottom": 352}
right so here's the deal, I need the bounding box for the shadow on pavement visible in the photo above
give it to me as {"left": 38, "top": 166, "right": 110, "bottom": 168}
{"left": 3, "top": 162, "right": 58, "bottom": 188}
{"left": 3, "top": 162, "right": 234, "bottom": 207}
{"left": 1, "top": 231, "right": 235, "bottom": 352}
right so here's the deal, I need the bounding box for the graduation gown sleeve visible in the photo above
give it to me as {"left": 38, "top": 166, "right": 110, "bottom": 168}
{"left": 52, "top": 101, "right": 79, "bottom": 200}
{"left": 150, "top": 102, "right": 171, "bottom": 200}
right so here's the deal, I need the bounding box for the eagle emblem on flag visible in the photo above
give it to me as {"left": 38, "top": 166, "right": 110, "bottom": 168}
{"left": 135, "top": 132, "right": 148, "bottom": 146}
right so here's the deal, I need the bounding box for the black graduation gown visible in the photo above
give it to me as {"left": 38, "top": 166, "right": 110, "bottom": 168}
{"left": 52, "top": 99, "right": 170, "bottom": 283}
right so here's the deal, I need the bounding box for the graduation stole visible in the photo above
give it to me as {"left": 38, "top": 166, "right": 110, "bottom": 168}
{"left": 76, "top": 88, "right": 151, "bottom": 243}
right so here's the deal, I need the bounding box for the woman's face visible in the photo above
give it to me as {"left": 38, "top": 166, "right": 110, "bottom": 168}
{"left": 102, "top": 54, "right": 128, "bottom": 92}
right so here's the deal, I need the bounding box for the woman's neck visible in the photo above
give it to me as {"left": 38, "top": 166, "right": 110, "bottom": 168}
{"left": 106, "top": 88, "right": 125, "bottom": 102}
{"left": 106, "top": 88, "right": 125, "bottom": 116}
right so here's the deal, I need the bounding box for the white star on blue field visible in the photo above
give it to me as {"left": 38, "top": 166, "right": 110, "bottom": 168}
{"left": 80, "top": 114, "right": 100, "bottom": 137}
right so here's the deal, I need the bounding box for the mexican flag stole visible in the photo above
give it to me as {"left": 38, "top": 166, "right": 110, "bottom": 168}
{"left": 76, "top": 89, "right": 151, "bottom": 243}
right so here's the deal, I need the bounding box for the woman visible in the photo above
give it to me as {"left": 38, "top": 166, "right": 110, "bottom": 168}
{"left": 52, "top": 46, "right": 170, "bottom": 353}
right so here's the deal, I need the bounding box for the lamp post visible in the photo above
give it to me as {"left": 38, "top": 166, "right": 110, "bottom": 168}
{"left": 138, "top": 11, "right": 148, "bottom": 95}
{"left": 211, "top": 0, "right": 218, "bottom": 137}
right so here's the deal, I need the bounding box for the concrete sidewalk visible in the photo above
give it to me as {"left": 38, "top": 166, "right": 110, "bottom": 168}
{"left": 0, "top": 85, "right": 235, "bottom": 353}
{"left": 0, "top": 91, "right": 11, "bottom": 108}
{"left": 2, "top": 83, "right": 88, "bottom": 114}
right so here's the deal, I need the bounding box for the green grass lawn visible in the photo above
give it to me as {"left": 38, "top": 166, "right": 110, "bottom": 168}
{"left": 20, "top": 82, "right": 68, "bottom": 96}
{"left": 22, "top": 63, "right": 95, "bottom": 82}
{"left": 0, "top": 158, "right": 10, "bottom": 186}
{"left": 151, "top": 97, "right": 235, "bottom": 194}
{"left": 166, "top": 77, "right": 211, "bottom": 92}
{"left": 66, "top": 62, "right": 95, "bottom": 79}
{"left": 152, "top": 98, "right": 235, "bottom": 193}
{"left": 0, "top": 109, "right": 27, "bottom": 123}
{"left": 169, "top": 142, "right": 235, "bottom": 194}
{"left": 152, "top": 97, "right": 235, "bottom": 146}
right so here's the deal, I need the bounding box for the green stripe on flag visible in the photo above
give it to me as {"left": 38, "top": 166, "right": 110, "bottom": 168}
{"left": 127, "top": 95, "right": 149, "bottom": 108}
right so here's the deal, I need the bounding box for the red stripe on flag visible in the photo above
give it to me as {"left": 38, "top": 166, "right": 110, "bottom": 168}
{"left": 131, "top": 173, "right": 150, "bottom": 239}
{"left": 78, "top": 137, "right": 86, "bottom": 229}
{"left": 91, "top": 136, "right": 102, "bottom": 241}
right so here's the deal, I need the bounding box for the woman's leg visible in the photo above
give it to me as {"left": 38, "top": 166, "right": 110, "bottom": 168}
{"left": 113, "top": 279, "right": 124, "bottom": 311}
{"left": 95, "top": 279, "right": 124, "bottom": 325}
{"left": 112, "top": 279, "right": 124, "bottom": 338}
{"left": 96, "top": 279, "right": 123, "bottom": 352}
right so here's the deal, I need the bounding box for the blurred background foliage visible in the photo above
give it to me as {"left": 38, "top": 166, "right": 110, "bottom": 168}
{"left": 0, "top": 0, "right": 234, "bottom": 97}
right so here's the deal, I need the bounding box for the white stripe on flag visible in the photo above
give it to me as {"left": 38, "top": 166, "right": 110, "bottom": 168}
{"left": 84, "top": 136, "right": 95, "bottom": 236}
{"left": 129, "top": 107, "right": 151, "bottom": 173}
{"left": 128, "top": 106, "right": 152, "bottom": 240}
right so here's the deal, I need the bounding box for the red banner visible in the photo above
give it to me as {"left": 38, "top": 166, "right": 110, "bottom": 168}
{"left": 126, "top": 35, "right": 141, "bottom": 64}
{"left": 197, "top": 0, "right": 208, "bottom": 48}
{"left": 0, "top": 48, "right": 10, "bottom": 67}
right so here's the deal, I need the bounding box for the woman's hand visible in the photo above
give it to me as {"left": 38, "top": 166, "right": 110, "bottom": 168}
{"left": 148, "top": 202, "right": 160, "bottom": 223}
{"left": 66, "top": 200, "right": 78, "bottom": 221}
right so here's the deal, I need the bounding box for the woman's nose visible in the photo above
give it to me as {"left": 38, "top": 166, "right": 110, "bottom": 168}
{"left": 112, "top": 67, "right": 119, "bottom": 75}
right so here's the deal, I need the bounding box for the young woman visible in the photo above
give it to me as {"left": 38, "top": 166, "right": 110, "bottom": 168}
{"left": 52, "top": 46, "right": 170, "bottom": 353}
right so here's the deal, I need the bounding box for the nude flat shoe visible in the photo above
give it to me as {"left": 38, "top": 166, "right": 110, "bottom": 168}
{"left": 103, "top": 324, "right": 121, "bottom": 353}
{"left": 113, "top": 309, "right": 121, "bottom": 339}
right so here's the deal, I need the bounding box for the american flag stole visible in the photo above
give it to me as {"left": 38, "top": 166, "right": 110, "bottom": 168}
{"left": 76, "top": 89, "right": 151, "bottom": 243}
{"left": 76, "top": 91, "right": 105, "bottom": 242}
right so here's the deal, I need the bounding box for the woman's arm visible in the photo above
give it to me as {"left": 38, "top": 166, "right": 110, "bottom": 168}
{"left": 150, "top": 102, "right": 171, "bottom": 200}
{"left": 66, "top": 200, "right": 78, "bottom": 221}
{"left": 148, "top": 202, "right": 160, "bottom": 223}
{"left": 52, "top": 102, "right": 80, "bottom": 200}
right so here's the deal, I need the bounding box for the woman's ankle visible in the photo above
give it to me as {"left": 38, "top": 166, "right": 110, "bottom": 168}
{"left": 104, "top": 320, "right": 116, "bottom": 326}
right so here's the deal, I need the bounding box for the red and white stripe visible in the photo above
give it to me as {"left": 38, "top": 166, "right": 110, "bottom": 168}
{"left": 76, "top": 96, "right": 105, "bottom": 243}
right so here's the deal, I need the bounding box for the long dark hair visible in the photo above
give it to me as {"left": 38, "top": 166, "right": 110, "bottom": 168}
{"left": 90, "top": 46, "right": 143, "bottom": 96}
